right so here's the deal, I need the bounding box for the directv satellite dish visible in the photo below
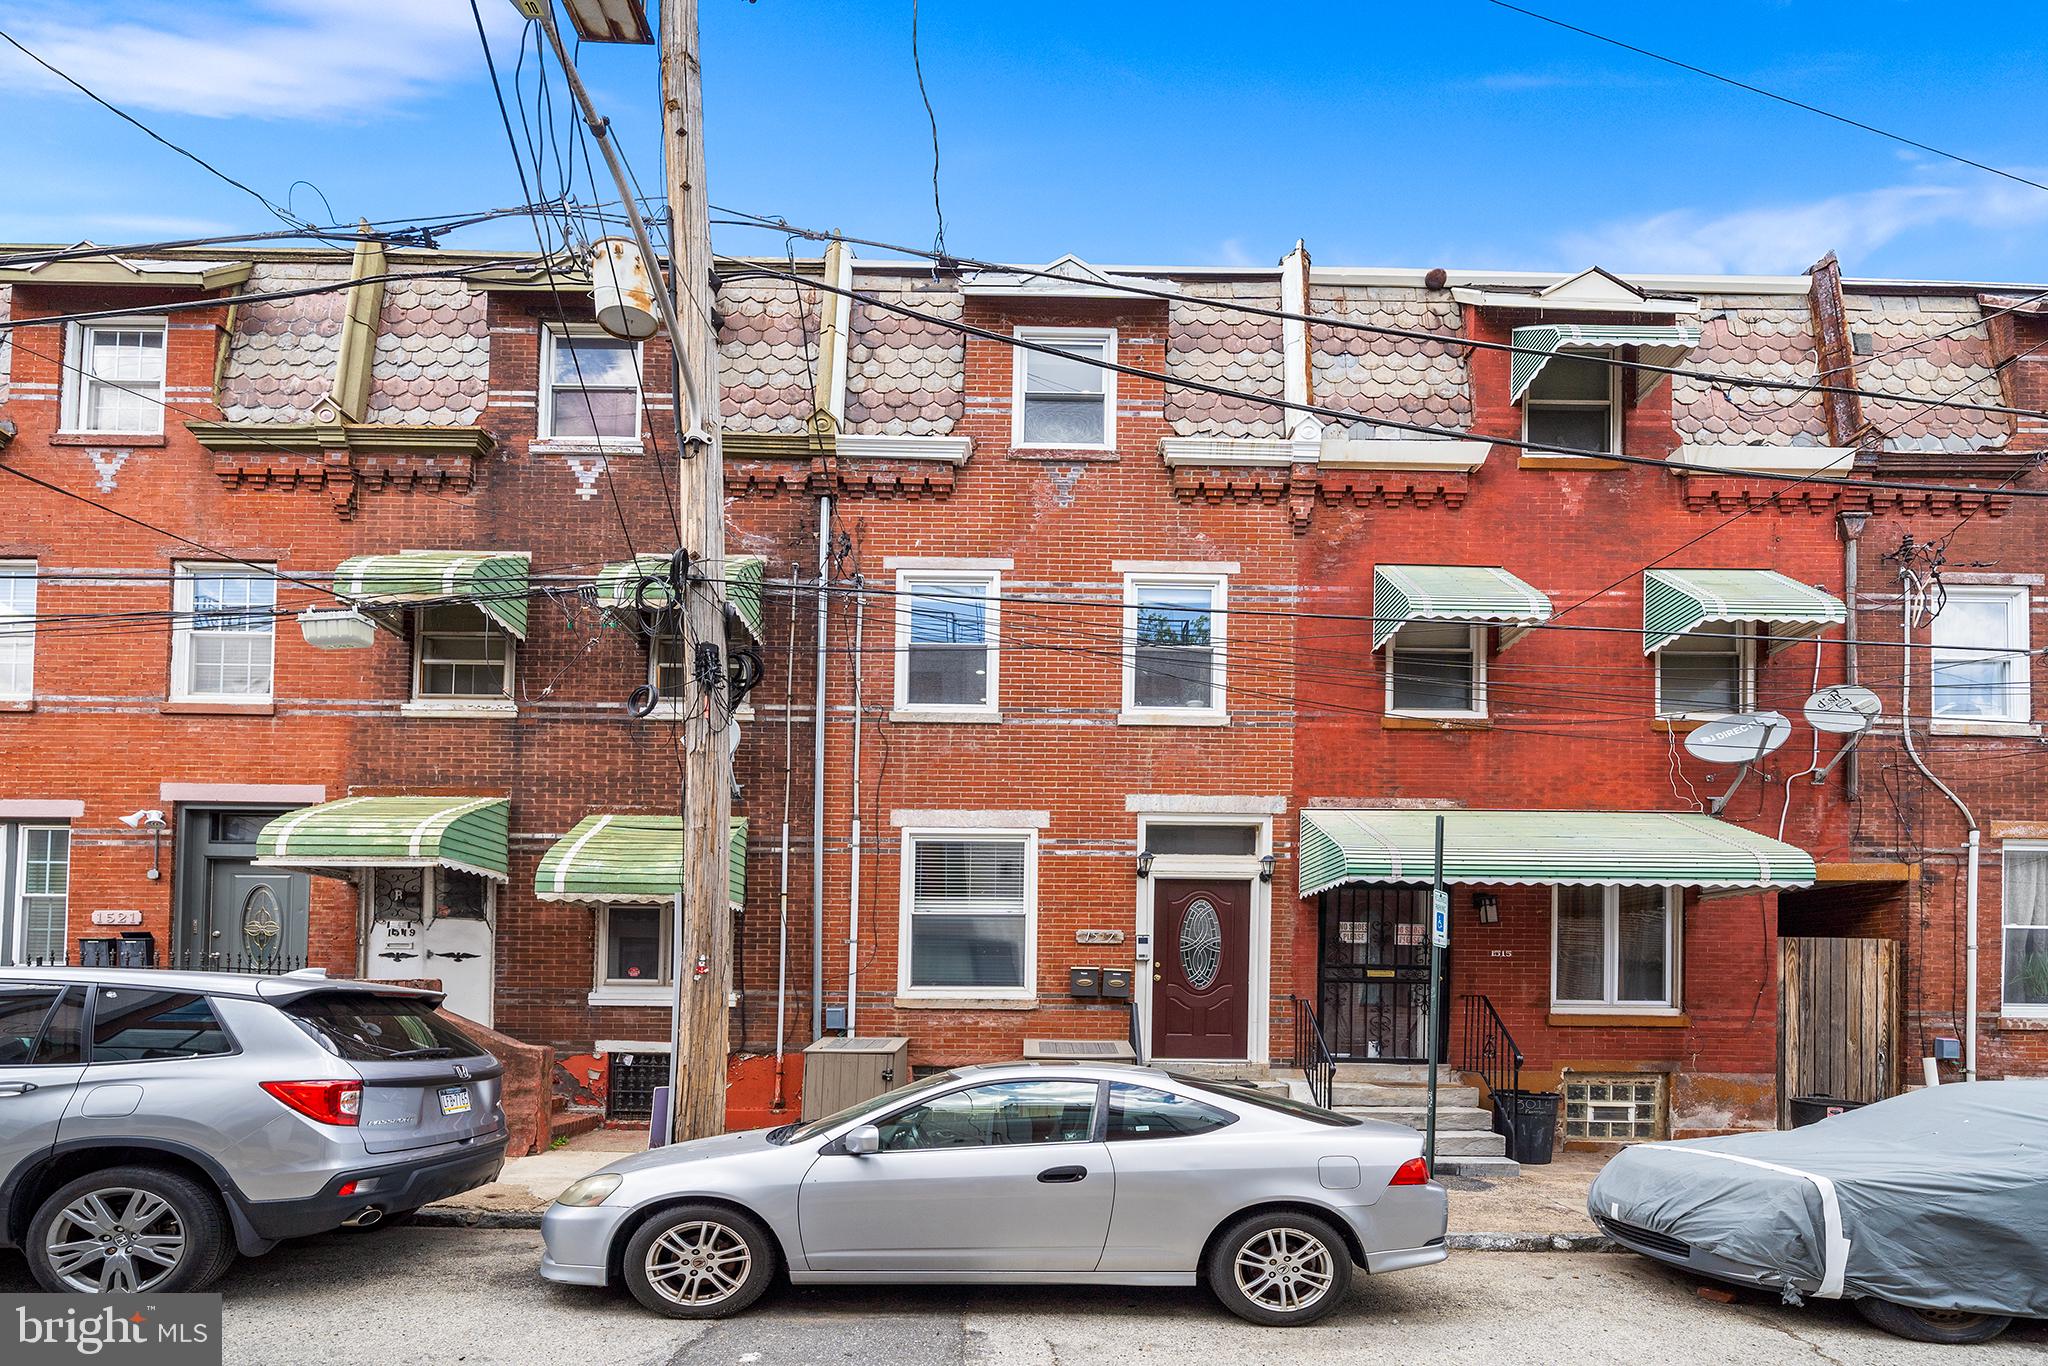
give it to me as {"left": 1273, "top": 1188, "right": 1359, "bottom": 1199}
{"left": 1684, "top": 711, "right": 1792, "bottom": 765}
{"left": 1803, "top": 684, "right": 1882, "bottom": 735}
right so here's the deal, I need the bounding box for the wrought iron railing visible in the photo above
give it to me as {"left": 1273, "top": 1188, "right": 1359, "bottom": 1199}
{"left": 1458, "top": 993, "right": 1524, "bottom": 1156}
{"left": 1292, "top": 995, "right": 1337, "bottom": 1109}
{"left": 17, "top": 951, "right": 316, "bottom": 976}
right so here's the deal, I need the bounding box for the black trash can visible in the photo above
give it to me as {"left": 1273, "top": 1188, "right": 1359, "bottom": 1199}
{"left": 1789, "top": 1095, "right": 1867, "bottom": 1128}
{"left": 1507, "top": 1089, "right": 1559, "bottom": 1165}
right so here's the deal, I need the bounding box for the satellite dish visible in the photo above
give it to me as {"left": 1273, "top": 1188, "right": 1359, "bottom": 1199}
{"left": 1804, "top": 684, "right": 1883, "bottom": 735}
{"left": 1684, "top": 711, "right": 1792, "bottom": 764}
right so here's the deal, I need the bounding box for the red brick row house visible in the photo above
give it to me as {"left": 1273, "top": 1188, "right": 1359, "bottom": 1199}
{"left": 1, "top": 238, "right": 2040, "bottom": 1140}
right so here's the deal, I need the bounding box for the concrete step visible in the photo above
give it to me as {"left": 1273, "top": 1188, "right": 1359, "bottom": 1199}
{"left": 1333, "top": 1082, "right": 1480, "bottom": 1108}
{"left": 1434, "top": 1154, "right": 1522, "bottom": 1178}
{"left": 1332, "top": 1063, "right": 1464, "bottom": 1086}
{"left": 1351, "top": 1104, "right": 1492, "bottom": 1131}
{"left": 549, "top": 1108, "right": 603, "bottom": 1142}
{"left": 1335, "top": 1117, "right": 1508, "bottom": 1157}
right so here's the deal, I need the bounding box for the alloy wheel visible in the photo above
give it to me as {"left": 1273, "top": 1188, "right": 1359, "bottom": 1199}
{"left": 43, "top": 1188, "right": 188, "bottom": 1293}
{"left": 1232, "top": 1226, "right": 1336, "bottom": 1313}
{"left": 643, "top": 1219, "right": 753, "bottom": 1307}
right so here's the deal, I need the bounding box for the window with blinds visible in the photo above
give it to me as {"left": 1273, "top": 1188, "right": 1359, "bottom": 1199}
{"left": 1552, "top": 885, "right": 1677, "bottom": 1009}
{"left": 904, "top": 833, "right": 1033, "bottom": 993}
{"left": 3, "top": 824, "right": 70, "bottom": 965}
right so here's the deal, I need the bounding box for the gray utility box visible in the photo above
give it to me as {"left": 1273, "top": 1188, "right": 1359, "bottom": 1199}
{"left": 800, "top": 1035, "right": 911, "bottom": 1122}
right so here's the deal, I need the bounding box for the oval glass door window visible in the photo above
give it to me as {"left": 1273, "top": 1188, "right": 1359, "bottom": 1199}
{"left": 241, "top": 884, "right": 283, "bottom": 952}
{"left": 1180, "top": 898, "right": 1222, "bottom": 989}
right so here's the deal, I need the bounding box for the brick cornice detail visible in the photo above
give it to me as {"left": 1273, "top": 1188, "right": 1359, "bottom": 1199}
{"left": 196, "top": 424, "right": 491, "bottom": 519}
{"left": 1677, "top": 471, "right": 2012, "bottom": 518}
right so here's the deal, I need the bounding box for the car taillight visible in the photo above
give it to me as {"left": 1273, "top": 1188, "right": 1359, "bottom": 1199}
{"left": 261, "top": 1080, "right": 362, "bottom": 1126}
{"left": 1390, "top": 1157, "right": 1431, "bottom": 1186}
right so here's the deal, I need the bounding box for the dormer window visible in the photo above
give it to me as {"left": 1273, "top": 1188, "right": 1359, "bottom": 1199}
{"left": 1521, "top": 349, "right": 1619, "bottom": 456}
{"left": 62, "top": 320, "right": 166, "bottom": 435}
{"left": 1013, "top": 328, "right": 1114, "bottom": 449}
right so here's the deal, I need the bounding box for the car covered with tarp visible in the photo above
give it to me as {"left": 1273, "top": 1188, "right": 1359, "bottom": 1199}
{"left": 1588, "top": 1080, "right": 2048, "bottom": 1344}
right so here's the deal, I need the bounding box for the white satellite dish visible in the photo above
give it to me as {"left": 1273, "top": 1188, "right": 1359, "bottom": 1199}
{"left": 1803, "top": 684, "right": 1883, "bottom": 735}
{"left": 1684, "top": 711, "right": 1793, "bottom": 764}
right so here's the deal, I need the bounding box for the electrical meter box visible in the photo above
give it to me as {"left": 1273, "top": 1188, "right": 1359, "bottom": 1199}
{"left": 800, "top": 1035, "right": 911, "bottom": 1121}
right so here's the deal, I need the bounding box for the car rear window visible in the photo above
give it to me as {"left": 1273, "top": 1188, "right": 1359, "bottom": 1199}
{"left": 1168, "top": 1075, "right": 1363, "bottom": 1128}
{"left": 284, "top": 992, "right": 484, "bottom": 1061}
{"left": 92, "top": 989, "right": 234, "bottom": 1061}
{"left": 1107, "top": 1082, "right": 1237, "bottom": 1141}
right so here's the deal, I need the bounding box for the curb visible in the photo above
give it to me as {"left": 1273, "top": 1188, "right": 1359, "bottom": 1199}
{"left": 414, "top": 1207, "right": 546, "bottom": 1230}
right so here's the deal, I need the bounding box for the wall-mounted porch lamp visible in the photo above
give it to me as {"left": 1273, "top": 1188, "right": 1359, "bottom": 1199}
{"left": 1474, "top": 892, "right": 1500, "bottom": 925}
{"left": 1259, "top": 854, "right": 1276, "bottom": 883}
{"left": 1135, "top": 851, "right": 1153, "bottom": 880}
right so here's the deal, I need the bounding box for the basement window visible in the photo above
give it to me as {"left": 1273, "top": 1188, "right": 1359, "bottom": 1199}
{"left": 62, "top": 320, "right": 166, "bottom": 435}
{"left": 1562, "top": 1073, "right": 1666, "bottom": 1142}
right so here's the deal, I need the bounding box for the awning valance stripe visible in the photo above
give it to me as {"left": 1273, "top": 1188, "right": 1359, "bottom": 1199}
{"left": 1371, "top": 565, "right": 1553, "bottom": 651}
{"left": 1298, "top": 809, "right": 1816, "bottom": 896}
{"left": 333, "top": 551, "right": 530, "bottom": 639}
{"left": 1509, "top": 323, "right": 1703, "bottom": 402}
{"left": 593, "top": 553, "right": 765, "bottom": 644}
{"left": 1643, "top": 569, "right": 1847, "bottom": 654}
{"left": 255, "top": 796, "right": 510, "bottom": 881}
{"left": 533, "top": 814, "right": 748, "bottom": 909}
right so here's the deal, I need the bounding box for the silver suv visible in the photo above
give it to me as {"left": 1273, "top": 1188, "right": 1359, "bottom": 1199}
{"left": 0, "top": 967, "right": 508, "bottom": 1293}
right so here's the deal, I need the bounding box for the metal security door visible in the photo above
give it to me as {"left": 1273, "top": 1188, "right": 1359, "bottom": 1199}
{"left": 1318, "top": 885, "right": 1432, "bottom": 1062}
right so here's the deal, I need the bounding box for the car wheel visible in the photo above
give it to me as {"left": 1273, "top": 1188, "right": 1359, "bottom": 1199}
{"left": 26, "top": 1166, "right": 231, "bottom": 1295}
{"left": 1206, "top": 1210, "right": 1353, "bottom": 1326}
{"left": 621, "top": 1203, "right": 776, "bottom": 1319}
{"left": 1854, "top": 1297, "right": 2012, "bottom": 1344}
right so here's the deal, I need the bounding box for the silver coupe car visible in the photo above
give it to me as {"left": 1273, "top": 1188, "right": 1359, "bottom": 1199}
{"left": 540, "top": 1062, "right": 1447, "bottom": 1326}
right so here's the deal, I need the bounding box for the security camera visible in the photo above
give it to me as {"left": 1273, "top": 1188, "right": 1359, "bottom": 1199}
{"left": 119, "top": 809, "right": 167, "bottom": 829}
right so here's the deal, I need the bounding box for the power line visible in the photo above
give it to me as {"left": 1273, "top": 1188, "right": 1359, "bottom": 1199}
{"left": 908, "top": 0, "right": 948, "bottom": 264}
{"left": 1477, "top": 0, "right": 2048, "bottom": 197}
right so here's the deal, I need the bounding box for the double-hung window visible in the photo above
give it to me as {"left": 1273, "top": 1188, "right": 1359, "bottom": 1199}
{"left": 2, "top": 824, "right": 70, "bottom": 966}
{"left": 594, "top": 904, "right": 670, "bottom": 1000}
{"left": 412, "top": 604, "right": 514, "bottom": 704}
{"left": 1522, "top": 350, "right": 1618, "bottom": 456}
{"left": 896, "top": 571, "right": 998, "bottom": 714}
{"left": 1124, "top": 573, "right": 1227, "bottom": 719}
{"left": 1552, "top": 885, "right": 1679, "bottom": 1011}
{"left": 1655, "top": 626, "right": 1753, "bottom": 720}
{"left": 1386, "top": 623, "right": 1485, "bottom": 717}
{"left": 1013, "top": 328, "right": 1114, "bottom": 449}
{"left": 62, "top": 320, "right": 166, "bottom": 435}
{"left": 900, "top": 831, "right": 1036, "bottom": 997}
{"left": 0, "top": 562, "right": 34, "bottom": 701}
{"left": 540, "top": 327, "right": 641, "bottom": 443}
{"left": 2002, "top": 843, "right": 2048, "bottom": 1016}
{"left": 171, "top": 564, "right": 277, "bottom": 702}
{"left": 1930, "top": 587, "right": 2030, "bottom": 725}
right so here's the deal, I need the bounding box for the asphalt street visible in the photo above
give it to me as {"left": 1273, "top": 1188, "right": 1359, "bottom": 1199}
{"left": 3, "top": 1227, "right": 2043, "bottom": 1365}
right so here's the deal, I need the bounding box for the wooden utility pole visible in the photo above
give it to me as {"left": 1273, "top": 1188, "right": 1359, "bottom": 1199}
{"left": 661, "top": 0, "right": 732, "bottom": 1144}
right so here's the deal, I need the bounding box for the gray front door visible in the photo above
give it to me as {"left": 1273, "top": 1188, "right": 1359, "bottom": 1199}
{"left": 177, "top": 808, "right": 309, "bottom": 968}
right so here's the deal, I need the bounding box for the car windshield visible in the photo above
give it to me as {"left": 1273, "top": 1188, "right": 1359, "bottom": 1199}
{"left": 1167, "top": 1075, "right": 1362, "bottom": 1128}
{"left": 284, "top": 992, "right": 485, "bottom": 1061}
{"left": 771, "top": 1069, "right": 964, "bottom": 1144}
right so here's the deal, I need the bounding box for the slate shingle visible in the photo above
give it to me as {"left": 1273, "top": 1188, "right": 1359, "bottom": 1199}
{"left": 1848, "top": 295, "right": 2009, "bottom": 452}
{"left": 1308, "top": 287, "right": 1469, "bottom": 437}
{"left": 1167, "top": 279, "right": 1286, "bottom": 438}
{"left": 844, "top": 277, "right": 963, "bottom": 436}
{"left": 1671, "top": 295, "right": 1832, "bottom": 444}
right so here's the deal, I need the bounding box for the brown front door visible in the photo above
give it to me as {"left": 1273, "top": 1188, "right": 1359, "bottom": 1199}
{"left": 1150, "top": 879, "right": 1251, "bottom": 1060}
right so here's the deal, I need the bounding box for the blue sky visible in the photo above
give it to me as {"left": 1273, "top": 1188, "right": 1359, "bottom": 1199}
{"left": 2, "top": 0, "right": 2044, "bottom": 280}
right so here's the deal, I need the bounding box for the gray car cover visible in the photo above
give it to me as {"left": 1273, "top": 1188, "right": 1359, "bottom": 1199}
{"left": 1588, "top": 1080, "right": 2048, "bottom": 1317}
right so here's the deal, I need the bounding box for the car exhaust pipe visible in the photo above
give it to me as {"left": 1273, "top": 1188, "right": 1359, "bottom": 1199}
{"left": 341, "top": 1207, "right": 383, "bottom": 1228}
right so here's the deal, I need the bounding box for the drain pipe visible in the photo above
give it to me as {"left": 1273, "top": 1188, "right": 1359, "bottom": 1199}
{"left": 811, "top": 496, "right": 833, "bottom": 1039}
{"left": 1899, "top": 567, "right": 1980, "bottom": 1081}
{"left": 1837, "top": 512, "right": 1868, "bottom": 796}
{"left": 770, "top": 578, "right": 799, "bottom": 1111}
{"left": 845, "top": 574, "right": 867, "bottom": 1035}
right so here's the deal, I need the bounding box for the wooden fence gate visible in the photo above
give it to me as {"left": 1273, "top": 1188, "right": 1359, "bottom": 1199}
{"left": 1777, "top": 936, "right": 1900, "bottom": 1129}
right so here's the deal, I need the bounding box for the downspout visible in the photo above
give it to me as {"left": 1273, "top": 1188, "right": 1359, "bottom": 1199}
{"left": 1836, "top": 512, "right": 1868, "bottom": 797}
{"left": 811, "top": 497, "right": 831, "bottom": 1038}
{"left": 1899, "top": 567, "right": 1980, "bottom": 1081}
{"left": 845, "top": 574, "right": 866, "bottom": 1035}
{"left": 771, "top": 581, "right": 799, "bottom": 1110}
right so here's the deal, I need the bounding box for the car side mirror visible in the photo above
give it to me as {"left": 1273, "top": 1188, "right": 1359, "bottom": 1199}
{"left": 842, "top": 1124, "right": 880, "bottom": 1156}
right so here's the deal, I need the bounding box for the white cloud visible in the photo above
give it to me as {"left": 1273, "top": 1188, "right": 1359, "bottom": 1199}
{"left": 1, "top": 0, "right": 525, "bottom": 121}
{"left": 1558, "top": 175, "right": 2048, "bottom": 275}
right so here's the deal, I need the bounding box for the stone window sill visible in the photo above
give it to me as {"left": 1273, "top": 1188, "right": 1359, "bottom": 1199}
{"left": 1119, "top": 711, "right": 1228, "bottom": 728}
{"left": 50, "top": 431, "right": 168, "bottom": 448}
{"left": 162, "top": 699, "right": 275, "bottom": 717}
{"left": 530, "top": 437, "right": 646, "bottom": 457}
{"left": 893, "top": 995, "right": 1037, "bottom": 1011}
{"left": 1930, "top": 720, "right": 2040, "bottom": 738}
{"left": 1996, "top": 1014, "right": 2048, "bottom": 1031}
{"left": 1519, "top": 454, "right": 1626, "bottom": 471}
{"left": 588, "top": 987, "right": 672, "bottom": 1008}
{"left": 1383, "top": 714, "right": 1490, "bottom": 730}
{"left": 402, "top": 700, "right": 518, "bottom": 718}
{"left": 1548, "top": 1011, "right": 1690, "bottom": 1028}
{"left": 888, "top": 708, "right": 1003, "bottom": 725}
{"left": 0, "top": 698, "right": 33, "bottom": 713}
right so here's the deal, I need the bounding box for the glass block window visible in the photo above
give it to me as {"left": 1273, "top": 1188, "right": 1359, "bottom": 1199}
{"left": 1562, "top": 1073, "right": 1666, "bottom": 1142}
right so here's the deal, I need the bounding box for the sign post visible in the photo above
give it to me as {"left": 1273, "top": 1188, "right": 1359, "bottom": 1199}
{"left": 1425, "top": 814, "right": 1447, "bottom": 1173}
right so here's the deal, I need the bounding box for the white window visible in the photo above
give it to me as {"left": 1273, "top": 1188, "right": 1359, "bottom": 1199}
{"left": 62, "top": 320, "right": 166, "bottom": 435}
{"left": 539, "top": 327, "right": 641, "bottom": 443}
{"left": 3, "top": 824, "right": 70, "bottom": 965}
{"left": 651, "top": 633, "right": 688, "bottom": 706}
{"left": 1521, "top": 350, "right": 1618, "bottom": 456}
{"left": 899, "top": 830, "right": 1036, "bottom": 998}
{"left": 1013, "top": 328, "right": 1114, "bottom": 449}
{"left": 1123, "top": 573, "right": 1227, "bottom": 719}
{"left": 413, "top": 603, "right": 515, "bottom": 702}
{"left": 596, "top": 904, "right": 670, "bottom": 994}
{"left": 1654, "top": 626, "right": 1755, "bottom": 719}
{"left": 1386, "top": 622, "right": 1486, "bottom": 717}
{"left": 171, "top": 564, "right": 276, "bottom": 702}
{"left": 895, "top": 571, "right": 998, "bottom": 713}
{"left": 2001, "top": 843, "right": 2048, "bottom": 1016}
{"left": 1930, "top": 587, "right": 2030, "bottom": 724}
{"left": 0, "top": 562, "right": 34, "bottom": 700}
{"left": 1551, "top": 885, "right": 1679, "bottom": 1011}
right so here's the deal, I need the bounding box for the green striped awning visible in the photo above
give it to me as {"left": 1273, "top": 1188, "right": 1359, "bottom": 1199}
{"left": 1643, "top": 569, "right": 1846, "bottom": 655}
{"left": 593, "top": 553, "right": 765, "bottom": 644}
{"left": 534, "top": 814, "right": 748, "bottom": 910}
{"left": 1510, "top": 323, "right": 1702, "bottom": 402}
{"left": 255, "top": 796, "right": 510, "bottom": 881}
{"left": 1299, "top": 809, "right": 1816, "bottom": 895}
{"left": 1371, "top": 565, "right": 1552, "bottom": 650}
{"left": 334, "top": 551, "right": 530, "bottom": 639}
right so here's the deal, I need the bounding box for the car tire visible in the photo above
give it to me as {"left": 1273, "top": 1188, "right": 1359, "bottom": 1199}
{"left": 1853, "top": 1297, "right": 2011, "bottom": 1344}
{"left": 621, "top": 1203, "right": 777, "bottom": 1319}
{"left": 26, "top": 1166, "right": 231, "bottom": 1295}
{"left": 1205, "top": 1210, "right": 1353, "bottom": 1326}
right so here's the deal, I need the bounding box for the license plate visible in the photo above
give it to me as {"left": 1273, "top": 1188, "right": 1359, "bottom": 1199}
{"left": 438, "top": 1085, "right": 472, "bottom": 1116}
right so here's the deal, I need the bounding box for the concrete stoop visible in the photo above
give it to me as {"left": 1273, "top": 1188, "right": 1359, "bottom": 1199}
{"left": 1297, "top": 1062, "right": 1520, "bottom": 1177}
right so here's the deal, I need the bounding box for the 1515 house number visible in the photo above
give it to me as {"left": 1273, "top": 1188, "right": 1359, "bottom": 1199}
{"left": 1490, "top": 949, "right": 1513, "bottom": 958}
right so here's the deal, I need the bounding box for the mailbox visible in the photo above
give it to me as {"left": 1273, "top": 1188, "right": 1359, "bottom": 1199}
{"left": 1068, "top": 966, "right": 1100, "bottom": 998}
{"left": 1099, "top": 968, "right": 1133, "bottom": 1000}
